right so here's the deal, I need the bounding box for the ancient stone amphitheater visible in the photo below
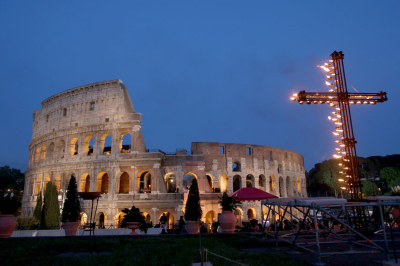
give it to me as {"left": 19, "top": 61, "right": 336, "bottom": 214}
{"left": 22, "top": 79, "right": 307, "bottom": 229}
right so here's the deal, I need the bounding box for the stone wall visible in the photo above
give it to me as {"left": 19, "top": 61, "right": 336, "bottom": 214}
{"left": 22, "top": 79, "right": 307, "bottom": 229}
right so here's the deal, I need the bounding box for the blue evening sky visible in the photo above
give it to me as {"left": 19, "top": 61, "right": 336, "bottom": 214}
{"left": 0, "top": 1, "right": 399, "bottom": 172}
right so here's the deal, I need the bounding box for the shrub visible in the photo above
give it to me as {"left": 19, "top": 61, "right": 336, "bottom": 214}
{"left": 43, "top": 182, "right": 59, "bottom": 229}
{"left": 218, "top": 192, "right": 241, "bottom": 212}
{"left": 15, "top": 217, "right": 40, "bottom": 230}
{"left": 184, "top": 178, "right": 202, "bottom": 221}
{"left": 120, "top": 205, "right": 148, "bottom": 233}
{"left": 62, "top": 176, "right": 81, "bottom": 223}
{"left": 33, "top": 192, "right": 42, "bottom": 222}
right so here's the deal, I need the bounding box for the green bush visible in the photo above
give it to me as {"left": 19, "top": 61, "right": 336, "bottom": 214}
{"left": 184, "top": 178, "right": 202, "bottom": 221}
{"left": 15, "top": 217, "right": 40, "bottom": 230}
{"left": 42, "top": 182, "right": 59, "bottom": 229}
{"left": 62, "top": 176, "right": 81, "bottom": 223}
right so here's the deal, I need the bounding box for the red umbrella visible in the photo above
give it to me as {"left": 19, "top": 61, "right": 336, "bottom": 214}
{"left": 228, "top": 187, "right": 278, "bottom": 201}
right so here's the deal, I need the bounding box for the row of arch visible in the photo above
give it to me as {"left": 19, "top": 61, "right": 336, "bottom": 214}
{"left": 26, "top": 169, "right": 305, "bottom": 197}
{"left": 30, "top": 133, "right": 132, "bottom": 165}
{"left": 79, "top": 208, "right": 258, "bottom": 230}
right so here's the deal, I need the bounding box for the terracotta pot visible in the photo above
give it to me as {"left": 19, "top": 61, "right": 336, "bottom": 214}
{"left": 393, "top": 206, "right": 400, "bottom": 226}
{"left": 64, "top": 222, "right": 79, "bottom": 236}
{"left": 186, "top": 221, "right": 199, "bottom": 234}
{"left": 0, "top": 215, "right": 17, "bottom": 238}
{"left": 127, "top": 222, "right": 140, "bottom": 235}
{"left": 219, "top": 211, "right": 237, "bottom": 234}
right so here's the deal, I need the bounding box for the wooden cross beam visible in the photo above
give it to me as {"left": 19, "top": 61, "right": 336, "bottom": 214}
{"left": 290, "top": 51, "right": 388, "bottom": 201}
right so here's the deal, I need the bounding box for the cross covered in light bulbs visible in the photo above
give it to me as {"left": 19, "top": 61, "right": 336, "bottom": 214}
{"left": 290, "top": 51, "right": 388, "bottom": 201}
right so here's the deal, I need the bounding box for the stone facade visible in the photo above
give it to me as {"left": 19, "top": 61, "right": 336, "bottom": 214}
{"left": 22, "top": 79, "right": 307, "bottom": 228}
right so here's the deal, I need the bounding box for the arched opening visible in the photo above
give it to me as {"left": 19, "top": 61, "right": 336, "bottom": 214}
{"left": 286, "top": 176, "right": 292, "bottom": 197}
{"left": 96, "top": 172, "right": 109, "bottom": 194}
{"left": 138, "top": 171, "right": 151, "bottom": 192}
{"left": 165, "top": 173, "right": 177, "bottom": 193}
{"left": 270, "top": 175, "right": 276, "bottom": 192}
{"left": 47, "top": 142, "right": 55, "bottom": 161}
{"left": 206, "top": 174, "right": 213, "bottom": 192}
{"left": 219, "top": 173, "right": 228, "bottom": 193}
{"left": 246, "top": 174, "right": 254, "bottom": 188}
{"left": 297, "top": 177, "right": 301, "bottom": 194}
{"left": 100, "top": 134, "right": 112, "bottom": 155}
{"left": 119, "top": 172, "right": 129, "bottom": 193}
{"left": 43, "top": 176, "right": 50, "bottom": 192}
{"left": 35, "top": 176, "right": 42, "bottom": 195}
{"left": 80, "top": 212, "right": 88, "bottom": 226}
{"left": 159, "top": 212, "right": 174, "bottom": 229}
{"left": 69, "top": 138, "right": 79, "bottom": 156}
{"left": 57, "top": 140, "right": 65, "bottom": 159}
{"left": 247, "top": 208, "right": 256, "bottom": 220}
{"left": 79, "top": 173, "right": 90, "bottom": 192}
{"left": 183, "top": 172, "right": 197, "bottom": 189}
{"left": 35, "top": 147, "right": 40, "bottom": 164}
{"left": 278, "top": 164, "right": 283, "bottom": 174}
{"left": 205, "top": 210, "right": 217, "bottom": 224}
{"left": 234, "top": 208, "right": 243, "bottom": 226}
{"left": 205, "top": 211, "right": 217, "bottom": 232}
{"left": 292, "top": 177, "right": 296, "bottom": 196}
{"left": 114, "top": 212, "right": 125, "bottom": 228}
{"left": 142, "top": 212, "right": 151, "bottom": 223}
{"left": 29, "top": 179, "right": 34, "bottom": 196}
{"left": 259, "top": 174, "right": 265, "bottom": 190}
{"left": 54, "top": 175, "right": 61, "bottom": 194}
{"left": 96, "top": 212, "right": 107, "bottom": 229}
{"left": 232, "top": 162, "right": 241, "bottom": 172}
{"left": 119, "top": 133, "right": 131, "bottom": 153}
{"left": 83, "top": 135, "right": 93, "bottom": 156}
{"left": 279, "top": 177, "right": 284, "bottom": 197}
{"left": 262, "top": 208, "right": 268, "bottom": 220}
{"left": 40, "top": 144, "right": 46, "bottom": 163}
{"left": 233, "top": 175, "right": 241, "bottom": 192}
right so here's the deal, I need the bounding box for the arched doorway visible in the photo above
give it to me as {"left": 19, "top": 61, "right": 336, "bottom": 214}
{"left": 80, "top": 212, "right": 88, "bottom": 226}
{"left": 165, "top": 173, "right": 177, "bottom": 193}
{"left": 96, "top": 212, "right": 107, "bottom": 229}
{"left": 142, "top": 212, "right": 151, "bottom": 223}
{"left": 119, "top": 172, "right": 129, "bottom": 193}
{"left": 97, "top": 172, "right": 109, "bottom": 194}
{"left": 246, "top": 174, "right": 254, "bottom": 188}
{"left": 219, "top": 173, "right": 228, "bottom": 193}
{"left": 114, "top": 212, "right": 125, "bottom": 228}
{"left": 205, "top": 211, "right": 217, "bottom": 232}
{"left": 233, "top": 175, "right": 241, "bottom": 192}
{"left": 119, "top": 133, "right": 131, "bottom": 153}
{"left": 183, "top": 172, "right": 197, "bottom": 189}
{"left": 286, "top": 176, "right": 292, "bottom": 197}
{"left": 159, "top": 212, "right": 174, "bottom": 229}
{"left": 247, "top": 208, "right": 256, "bottom": 220}
{"left": 206, "top": 174, "right": 213, "bottom": 192}
{"left": 234, "top": 208, "right": 243, "bottom": 226}
{"left": 79, "top": 173, "right": 90, "bottom": 192}
{"left": 138, "top": 171, "right": 151, "bottom": 192}
{"left": 258, "top": 175, "right": 265, "bottom": 190}
{"left": 270, "top": 175, "right": 276, "bottom": 193}
{"left": 279, "top": 176, "right": 284, "bottom": 197}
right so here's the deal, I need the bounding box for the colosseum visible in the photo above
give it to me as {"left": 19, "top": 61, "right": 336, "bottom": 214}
{"left": 22, "top": 79, "right": 307, "bottom": 229}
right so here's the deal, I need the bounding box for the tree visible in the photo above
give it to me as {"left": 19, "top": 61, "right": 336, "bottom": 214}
{"left": 380, "top": 167, "right": 400, "bottom": 188}
{"left": 33, "top": 192, "right": 42, "bottom": 222}
{"left": 184, "top": 178, "right": 202, "bottom": 221}
{"left": 62, "top": 176, "right": 81, "bottom": 223}
{"left": 361, "top": 180, "right": 379, "bottom": 196}
{"left": 43, "top": 182, "right": 59, "bottom": 229}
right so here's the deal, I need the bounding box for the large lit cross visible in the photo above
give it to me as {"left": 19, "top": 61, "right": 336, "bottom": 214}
{"left": 290, "top": 51, "right": 388, "bottom": 201}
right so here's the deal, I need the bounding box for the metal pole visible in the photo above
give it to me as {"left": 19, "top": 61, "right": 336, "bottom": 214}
{"left": 312, "top": 203, "right": 322, "bottom": 265}
{"left": 378, "top": 203, "right": 390, "bottom": 261}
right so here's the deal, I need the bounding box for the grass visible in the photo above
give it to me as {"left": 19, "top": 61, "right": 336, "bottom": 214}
{"left": 0, "top": 234, "right": 303, "bottom": 266}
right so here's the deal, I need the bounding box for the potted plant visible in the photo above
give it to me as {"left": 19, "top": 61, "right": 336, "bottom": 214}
{"left": 218, "top": 192, "right": 241, "bottom": 234}
{"left": 0, "top": 193, "right": 20, "bottom": 238}
{"left": 184, "top": 178, "right": 202, "bottom": 234}
{"left": 61, "top": 176, "right": 81, "bottom": 236}
{"left": 120, "top": 205, "right": 148, "bottom": 235}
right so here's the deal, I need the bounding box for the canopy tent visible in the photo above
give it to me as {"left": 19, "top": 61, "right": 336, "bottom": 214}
{"left": 229, "top": 187, "right": 278, "bottom": 201}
